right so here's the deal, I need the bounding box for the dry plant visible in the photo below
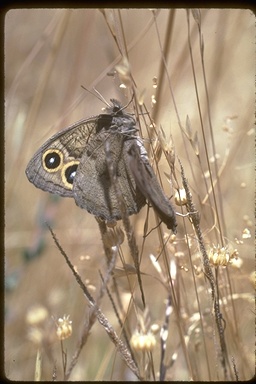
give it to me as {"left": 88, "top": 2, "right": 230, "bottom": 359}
{"left": 5, "top": 9, "right": 254, "bottom": 381}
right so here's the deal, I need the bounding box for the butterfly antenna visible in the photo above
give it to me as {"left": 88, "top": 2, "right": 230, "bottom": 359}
{"left": 80, "top": 85, "right": 111, "bottom": 107}
{"left": 120, "top": 93, "right": 135, "bottom": 111}
{"left": 92, "top": 87, "right": 111, "bottom": 107}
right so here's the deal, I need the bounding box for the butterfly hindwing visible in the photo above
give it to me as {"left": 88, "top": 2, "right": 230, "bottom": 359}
{"left": 73, "top": 120, "right": 146, "bottom": 221}
{"left": 25, "top": 118, "right": 98, "bottom": 197}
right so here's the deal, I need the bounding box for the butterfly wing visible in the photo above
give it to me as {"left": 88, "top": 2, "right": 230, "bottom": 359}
{"left": 25, "top": 118, "right": 98, "bottom": 197}
{"left": 73, "top": 128, "right": 146, "bottom": 222}
{"left": 127, "top": 143, "right": 177, "bottom": 233}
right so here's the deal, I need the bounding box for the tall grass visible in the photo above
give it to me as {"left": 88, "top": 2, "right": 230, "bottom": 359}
{"left": 5, "top": 9, "right": 254, "bottom": 381}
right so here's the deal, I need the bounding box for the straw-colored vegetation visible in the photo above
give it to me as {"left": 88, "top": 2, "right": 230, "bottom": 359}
{"left": 5, "top": 9, "right": 254, "bottom": 381}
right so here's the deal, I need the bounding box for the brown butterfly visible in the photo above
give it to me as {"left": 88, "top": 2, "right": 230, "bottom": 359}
{"left": 26, "top": 100, "right": 177, "bottom": 233}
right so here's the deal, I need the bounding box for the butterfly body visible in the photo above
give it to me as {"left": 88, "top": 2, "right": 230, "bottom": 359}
{"left": 26, "top": 99, "right": 177, "bottom": 232}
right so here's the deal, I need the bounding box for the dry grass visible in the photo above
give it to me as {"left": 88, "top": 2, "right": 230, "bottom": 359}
{"left": 5, "top": 9, "right": 254, "bottom": 381}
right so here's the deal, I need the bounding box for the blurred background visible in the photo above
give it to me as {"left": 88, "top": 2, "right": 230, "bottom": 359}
{"left": 5, "top": 9, "right": 254, "bottom": 381}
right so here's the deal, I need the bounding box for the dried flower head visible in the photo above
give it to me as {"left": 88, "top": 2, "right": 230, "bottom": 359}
{"left": 151, "top": 94, "right": 156, "bottom": 105}
{"left": 130, "top": 309, "right": 157, "bottom": 352}
{"left": 208, "top": 244, "right": 239, "bottom": 267}
{"left": 130, "top": 330, "right": 156, "bottom": 352}
{"left": 242, "top": 228, "right": 251, "bottom": 239}
{"left": 115, "top": 56, "right": 131, "bottom": 87}
{"left": 158, "top": 127, "right": 175, "bottom": 161}
{"left": 56, "top": 315, "right": 72, "bottom": 340}
{"left": 174, "top": 188, "right": 187, "bottom": 206}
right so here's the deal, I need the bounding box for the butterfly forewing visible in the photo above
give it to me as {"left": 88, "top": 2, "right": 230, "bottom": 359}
{"left": 128, "top": 143, "right": 177, "bottom": 233}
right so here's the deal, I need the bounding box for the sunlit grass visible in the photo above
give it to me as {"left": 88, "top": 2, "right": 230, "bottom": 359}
{"left": 5, "top": 9, "right": 254, "bottom": 381}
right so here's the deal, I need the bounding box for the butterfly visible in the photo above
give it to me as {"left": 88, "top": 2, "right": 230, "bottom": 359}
{"left": 25, "top": 99, "right": 177, "bottom": 233}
